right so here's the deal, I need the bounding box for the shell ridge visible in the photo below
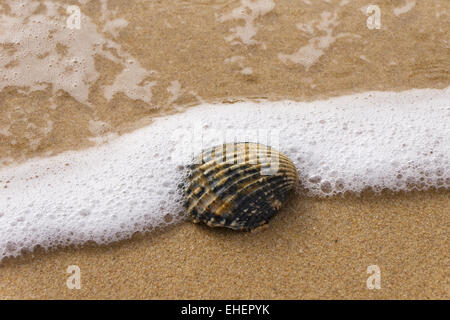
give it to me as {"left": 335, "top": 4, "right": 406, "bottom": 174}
{"left": 185, "top": 142, "right": 298, "bottom": 230}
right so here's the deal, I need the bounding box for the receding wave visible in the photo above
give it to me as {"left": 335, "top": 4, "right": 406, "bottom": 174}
{"left": 0, "top": 88, "right": 448, "bottom": 260}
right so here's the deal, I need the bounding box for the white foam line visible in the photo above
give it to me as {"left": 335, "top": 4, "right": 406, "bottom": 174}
{"left": 0, "top": 88, "right": 449, "bottom": 260}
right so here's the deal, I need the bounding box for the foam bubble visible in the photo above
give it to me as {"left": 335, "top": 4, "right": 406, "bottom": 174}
{"left": 219, "top": 0, "right": 275, "bottom": 45}
{"left": 0, "top": 0, "right": 155, "bottom": 105}
{"left": 394, "top": 0, "right": 416, "bottom": 16}
{"left": 0, "top": 88, "right": 449, "bottom": 260}
{"left": 278, "top": 11, "right": 359, "bottom": 70}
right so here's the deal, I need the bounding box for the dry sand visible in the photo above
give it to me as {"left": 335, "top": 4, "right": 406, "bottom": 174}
{"left": 0, "top": 0, "right": 449, "bottom": 299}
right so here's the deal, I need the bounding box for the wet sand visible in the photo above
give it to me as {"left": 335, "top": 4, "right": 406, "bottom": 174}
{"left": 0, "top": 0, "right": 449, "bottom": 299}
{"left": 1, "top": 0, "right": 449, "bottom": 164}
{"left": 1, "top": 191, "right": 448, "bottom": 299}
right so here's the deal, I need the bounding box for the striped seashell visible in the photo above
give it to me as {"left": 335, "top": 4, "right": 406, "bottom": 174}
{"left": 184, "top": 142, "right": 299, "bottom": 231}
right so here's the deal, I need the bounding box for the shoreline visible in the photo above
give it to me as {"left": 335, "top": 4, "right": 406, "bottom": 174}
{"left": 0, "top": 0, "right": 448, "bottom": 300}
{"left": 1, "top": 88, "right": 448, "bottom": 260}
{"left": 1, "top": 189, "right": 448, "bottom": 299}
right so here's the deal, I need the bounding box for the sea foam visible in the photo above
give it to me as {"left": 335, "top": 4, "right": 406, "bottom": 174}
{"left": 0, "top": 88, "right": 449, "bottom": 260}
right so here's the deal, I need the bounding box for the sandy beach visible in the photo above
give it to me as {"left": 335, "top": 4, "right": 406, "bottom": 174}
{"left": 1, "top": 191, "right": 448, "bottom": 299}
{"left": 0, "top": 0, "right": 449, "bottom": 299}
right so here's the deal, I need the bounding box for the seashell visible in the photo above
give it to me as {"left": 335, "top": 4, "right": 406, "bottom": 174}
{"left": 184, "top": 142, "right": 299, "bottom": 231}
